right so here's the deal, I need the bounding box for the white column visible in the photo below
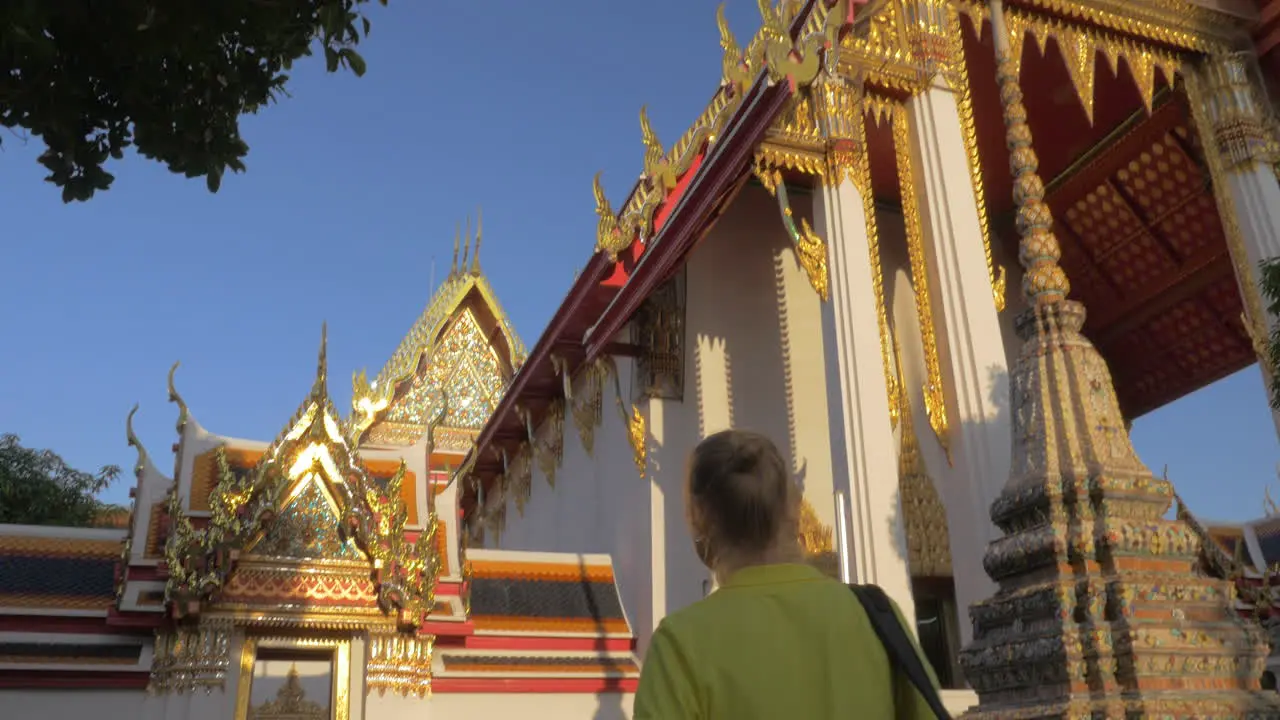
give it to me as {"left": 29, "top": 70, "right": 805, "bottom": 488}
{"left": 906, "top": 76, "right": 1009, "bottom": 643}
{"left": 1197, "top": 52, "right": 1280, "bottom": 438}
{"left": 814, "top": 175, "right": 915, "bottom": 629}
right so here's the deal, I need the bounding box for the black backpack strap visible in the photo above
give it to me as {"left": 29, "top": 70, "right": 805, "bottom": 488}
{"left": 850, "top": 584, "right": 952, "bottom": 720}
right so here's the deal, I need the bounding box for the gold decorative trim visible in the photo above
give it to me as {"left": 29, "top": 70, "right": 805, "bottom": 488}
{"left": 892, "top": 101, "right": 950, "bottom": 459}
{"left": 603, "top": 356, "right": 647, "bottom": 478}
{"left": 1000, "top": 4, "right": 1183, "bottom": 122}
{"left": 366, "top": 632, "right": 434, "bottom": 698}
{"left": 968, "top": 0, "right": 1247, "bottom": 54}
{"left": 534, "top": 398, "right": 566, "bottom": 489}
{"left": 758, "top": 92, "right": 827, "bottom": 179}
{"left": 590, "top": 1, "right": 856, "bottom": 265}
{"left": 892, "top": 326, "right": 952, "bottom": 578}
{"left": 149, "top": 620, "right": 234, "bottom": 694}
{"left": 570, "top": 359, "right": 608, "bottom": 457}
{"left": 853, "top": 102, "right": 902, "bottom": 429}
{"left": 751, "top": 155, "right": 830, "bottom": 302}
{"left": 165, "top": 330, "right": 443, "bottom": 630}
{"left": 940, "top": 3, "right": 1007, "bottom": 312}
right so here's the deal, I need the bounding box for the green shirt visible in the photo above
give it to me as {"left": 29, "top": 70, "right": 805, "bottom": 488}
{"left": 633, "top": 563, "right": 940, "bottom": 719}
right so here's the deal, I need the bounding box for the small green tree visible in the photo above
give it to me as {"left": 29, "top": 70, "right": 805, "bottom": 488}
{"left": 1, "top": 0, "right": 386, "bottom": 202}
{"left": 0, "top": 434, "right": 122, "bottom": 527}
{"left": 1261, "top": 258, "right": 1280, "bottom": 411}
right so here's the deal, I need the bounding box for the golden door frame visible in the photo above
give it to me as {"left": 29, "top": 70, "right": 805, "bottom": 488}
{"left": 235, "top": 635, "right": 352, "bottom": 720}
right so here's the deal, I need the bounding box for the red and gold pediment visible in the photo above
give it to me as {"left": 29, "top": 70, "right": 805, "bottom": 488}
{"left": 163, "top": 329, "right": 442, "bottom": 629}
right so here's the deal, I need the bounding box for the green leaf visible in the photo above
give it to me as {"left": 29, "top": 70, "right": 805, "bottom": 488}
{"left": 343, "top": 49, "right": 367, "bottom": 77}
{"left": 7, "top": 0, "right": 386, "bottom": 201}
{"left": 206, "top": 166, "right": 222, "bottom": 193}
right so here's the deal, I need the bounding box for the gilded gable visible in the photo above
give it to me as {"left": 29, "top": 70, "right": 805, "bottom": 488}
{"left": 383, "top": 309, "right": 506, "bottom": 432}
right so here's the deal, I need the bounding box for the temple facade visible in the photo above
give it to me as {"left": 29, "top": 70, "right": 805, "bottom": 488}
{"left": 456, "top": 0, "right": 1280, "bottom": 717}
{"left": 7, "top": 0, "right": 1280, "bottom": 718}
{"left": 0, "top": 231, "right": 640, "bottom": 719}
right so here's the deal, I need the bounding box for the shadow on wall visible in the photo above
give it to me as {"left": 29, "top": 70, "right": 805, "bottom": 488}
{"left": 885, "top": 362, "right": 1013, "bottom": 561}
{"left": 583, "top": 556, "right": 629, "bottom": 720}
{"left": 884, "top": 361, "right": 1012, "bottom": 690}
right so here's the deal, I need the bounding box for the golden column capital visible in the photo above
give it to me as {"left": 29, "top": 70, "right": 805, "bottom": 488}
{"left": 812, "top": 78, "right": 866, "bottom": 188}
{"left": 903, "top": 0, "right": 953, "bottom": 86}
{"left": 1197, "top": 50, "right": 1276, "bottom": 173}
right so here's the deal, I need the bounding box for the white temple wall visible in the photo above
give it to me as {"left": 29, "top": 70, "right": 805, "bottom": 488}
{"left": 882, "top": 203, "right": 1026, "bottom": 616}
{"left": 995, "top": 241, "right": 1028, "bottom": 381}
{"left": 2, "top": 690, "right": 146, "bottom": 720}
{"left": 681, "top": 182, "right": 837, "bottom": 570}
{"left": 365, "top": 691, "right": 633, "bottom": 719}
{"left": 881, "top": 206, "right": 991, "bottom": 607}
{"left": 494, "top": 184, "right": 837, "bottom": 649}
{"left": 491, "top": 357, "right": 658, "bottom": 649}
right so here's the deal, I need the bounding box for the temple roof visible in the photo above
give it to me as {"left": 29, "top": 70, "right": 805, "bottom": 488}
{"left": 0, "top": 527, "right": 124, "bottom": 613}
{"left": 163, "top": 328, "right": 443, "bottom": 628}
{"left": 350, "top": 215, "right": 526, "bottom": 449}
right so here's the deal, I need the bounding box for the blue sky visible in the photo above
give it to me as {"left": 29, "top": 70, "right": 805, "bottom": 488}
{"left": 0, "top": 1, "right": 1275, "bottom": 523}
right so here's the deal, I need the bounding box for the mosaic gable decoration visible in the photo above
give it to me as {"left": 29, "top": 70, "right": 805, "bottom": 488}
{"left": 349, "top": 215, "right": 525, "bottom": 449}
{"left": 164, "top": 327, "right": 442, "bottom": 630}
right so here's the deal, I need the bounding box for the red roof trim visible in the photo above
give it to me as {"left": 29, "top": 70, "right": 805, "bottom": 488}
{"left": 0, "top": 670, "right": 149, "bottom": 690}
{"left": 582, "top": 82, "right": 791, "bottom": 359}
{"left": 0, "top": 614, "right": 139, "bottom": 635}
{"left": 463, "top": 635, "right": 635, "bottom": 653}
{"left": 433, "top": 677, "right": 638, "bottom": 694}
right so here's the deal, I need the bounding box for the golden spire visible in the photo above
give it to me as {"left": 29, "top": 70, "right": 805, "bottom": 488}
{"left": 471, "top": 206, "right": 483, "bottom": 274}
{"left": 460, "top": 217, "right": 471, "bottom": 272}
{"left": 314, "top": 322, "right": 328, "bottom": 395}
{"left": 988, "top": 0, "right": 1069, "bottom": 306}
{"left": 450, "top": 223, "right": 461, "bottom": 278}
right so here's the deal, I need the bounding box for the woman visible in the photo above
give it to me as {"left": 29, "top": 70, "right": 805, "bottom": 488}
{"left": 633, "top": 429, "right": 940, "bottom": 719}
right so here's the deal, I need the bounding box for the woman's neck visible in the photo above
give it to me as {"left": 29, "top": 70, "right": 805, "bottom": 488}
{"left": 712, "top": 540, "right": 805, "bottom": 586}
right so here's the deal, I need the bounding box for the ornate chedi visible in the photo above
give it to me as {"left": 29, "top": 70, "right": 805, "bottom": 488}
{"left": 958, "top": 2, "right": 1280, "bottom": 718}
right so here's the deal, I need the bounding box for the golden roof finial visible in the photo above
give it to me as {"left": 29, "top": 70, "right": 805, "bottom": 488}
{"left": 167, "top": 361, "right": 190, "bottom": 435}
{"left": 471, "top": 206, "right": 483, "bottom": 275}
{"left": 987, "top": 0, "right": 1069, "bottom": 306}
{"left": 639, "top": 106, "right": 664, "bottom": 172}
{"left": 314, "top": 322, "right": 329, "bottom": 394}
{"left": 460, "top": 216, "right": 471, "bottom": 272}
{"left": 450, "top": 223, "right": 461, "bottom": 278}
{"left": 126, "top": 403, "right": 149, "bottom": 480}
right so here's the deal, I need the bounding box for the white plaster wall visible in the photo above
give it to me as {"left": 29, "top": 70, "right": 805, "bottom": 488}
{"left": 1, "top": 690, "right": 146, "bottom": 720}
{"left": 492, "top": 356, "right": 657, "bottom": 648}
{"left": 880, "top": 208, "right": 963, "bottom": 572}
{"left": 882, "top": 207, "right": 1029, "bottom": 566}
{"left": 366, "top": 691, "right": 632, "bottom": 719}
{"left": 494, "top": 183, "right": 836, "bottom": 649}
{"left": 675, "top": 182, "right": 836, "bottom": 597}
{"left": 995, "top": 239, "right": 1028, "bottom": 380}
